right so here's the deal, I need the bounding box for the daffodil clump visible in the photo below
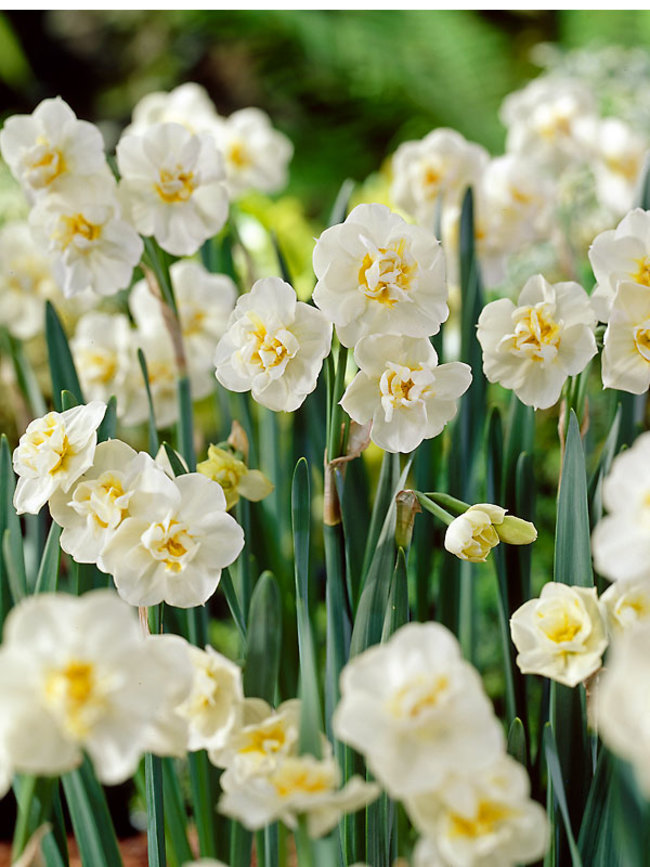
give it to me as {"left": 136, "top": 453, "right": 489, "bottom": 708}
{"left": 1, "top": 61, "right": 650, "bottom": 867}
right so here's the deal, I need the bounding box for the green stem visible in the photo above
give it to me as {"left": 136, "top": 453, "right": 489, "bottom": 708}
{"left": 145, "top": 753, "right": 166, "bottom": 867}
{"left": 423, "top": 491, "right": 471, "bottom": 514}
{"left": 414, "top": 492, "right": 455, "bottom": 526}
{"left": 327, "top": 344, "right": 349, "bottom": 461}
{"left": 294, "top": 819, "right": 316, "bottom": 867}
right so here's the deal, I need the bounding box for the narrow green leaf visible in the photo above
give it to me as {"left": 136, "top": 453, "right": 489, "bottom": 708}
{"left": 176, "top": 375, "right": 196, "bottom": 471}
{"left": 360, "top": 452, "right": 399, "bottom": 585}
{"left": 34, "top": 522, "right": 63, "bottom": 594}
{"left": 544, "top": 724, "right": 583, "bottom": 867}
{"left": 243, "top": 571, "right": 282, "bottom": 704}
{"left": 350, "top": 456, "right": 412, "bottom": 657}
{"left": 45, "top": 302, "right": 83, "bottom": 410}
{"left": 4, "top": 330, "right": 47, "bottom": 417}
{"left": 324, "top": 518, "right": 350, "bottom": 745}
{"left": 578, "top": 747, "right": 615, "bottom": 866}
{"left": 137, "top": 348, "right": 160, "bottom": 456}
{"left": 62, "top": 757, "right": 123, "bottom": 867}
{"left": 97, "top": 396, "right": 117, "bottom": 443}
{"left": 60, "top": 390, "right": 78, "bottom": 411}
{"left": 220, "top": 566, "right": 247, "bottom": 645}
{"left": 555, "top": 411, "right": 593, "bottom": 587}
{"left": 381, "top": 547, "right": 409, "bottom": 642}
{"left": 3, "top": 529, "right": 26, "bottom": 604}
{"left": 161, "top": 758, "right": 193, "bottom": 867}
{"left": 291, "top": 457, "right": 323, "bottom": 757}
{"left": 187, "top": 751, "right": 218, "bottom": 858}
{"left": 145, "top": 753, "right": 166, "bottom": 867}
{"left": 161, "top": 442, "right": 188, "bottom": 477}
{"left": 506, "top": 717, "right": 527, "bottom": 767}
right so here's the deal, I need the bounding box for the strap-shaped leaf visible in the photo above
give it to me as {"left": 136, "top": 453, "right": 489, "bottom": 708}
{"left": 243, "top": 571, "right": 281, "bottom": 704}
{"left": 62, "top": 757, "right": 123, "bottom": 867}
{"left": 555, "top": 411, "right": 593, "bottom": 587}
{"left": 45, "top": 302, "right": 83, "bottom": 411}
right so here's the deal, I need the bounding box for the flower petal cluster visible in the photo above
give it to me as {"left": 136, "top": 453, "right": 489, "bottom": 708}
{"left": 176, "top": 644, "right": 244, "bottom": 753}
{"left": 340, "top": 334, "right": 471, "bottom": 454}
{"left": 215, "top": 277, "right": 332, "bottom": 412}
{"left": 197, "top": 444, "right": 274, "bottom": 511}
{"left": 100, "top": 471, "right": 244, "bottom": 608}
{"left": 591, "top": 432, "right": 650, "bottom": 584}
{"left": 477, "top": 274, "right": 597, "bottom": 409}
{"left": 128, "top": 82, "right": 222, "bottom": 137}
{"left": 219, "top": 751, "right": 378, "bottom": 838}
{"left": 312, "top": 203, "right": 448, "bottom": 348}
{"left": 390, "top": 129, "right": 488, "bottom": 229}
{"left": 510, "top": 582, "right": 608, "bottom": 687}
{"left": 0, "top": 590, "right": 193, "bottom": 784}
{"left": 70, "top": 311, "right": 134, "bottom": 408}
{"left": 117, "top": 122, "right": 229, "bottom": 256}
{"left": 601, "top": 575, "right": 650, "bottom": 636}
{"left": 601, "top": 281, "right": 650, "bottom": 393}
{"left": 596, "top": 622, "right": 650, "bottom": 797}
{"left": 13, "top": 402, "right": 106, "bottom": 515}
{"left": 333, "top": 622, "right": 504, "bottom": 797}
{"left": 0, "top": 221, "right": 58, "bottom": 340}
{"left": 444, "top": 503, "right": 536, "bottom": 563}
{"left": 0, "top": 97, "right": 110, "bottom": 203}
{"left": 214, "top": 108, "right": 293, "bottom": 198}
{"left": 589, "top": 208, "right": 650, "bottom": 323}
{"left": 407, "top": 755, "right": 549, "bottom": 867}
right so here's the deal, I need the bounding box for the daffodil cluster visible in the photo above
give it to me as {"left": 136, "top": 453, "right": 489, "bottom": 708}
{"left": 333, "top": 622, "right": 549, "bottom": 866}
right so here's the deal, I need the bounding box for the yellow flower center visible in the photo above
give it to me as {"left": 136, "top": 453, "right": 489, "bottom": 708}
{"left": 45, "top": 659, "right": 98, "bottom": 738}
{"left": 605, "top": 153, "right": 639, "bottom": 181}
{"left": 19, "top": 413, "right": 71, "bottom": 476}
{"left": 141, "top": 517, "right": 195, "bottom": 573}
{"left": 239, "top": 722, "right": 288, "bottom": 757}
{"left": 511, "top": 303, "right": 561, "bottom": 362}
{"left": 379, "top": 363, "right": 433, "bottom": 423}
{"left": 449, "top": 799, "right": 516, "bottom": 839}
{"left": 24, "top": 138, "right": 67, "bottom": 189}
{"left": 632, "top": 258, "right": 650, "bottom": 288}
{"left": 634, "top": 322, "right": 650, "bottom": 362}
{"left": 53, "top": 214, "right": 102, "bottom": 250}
{"left": 155, "top": 166, "right": 196, "bottom": 203}
{"left": 358, "top": 238, "right": 417, "bottom": 307}
{"left": 271, "top": 761, "right": 333, "bottom": 799}
{"left": 228, "top": 141, "right": 251, "bottom": 170}
{"left": 71, "top": 473, "right": 130, "bottom": 530}
{"left": 244, "top": 313, "right": 299, "bottom": 372}
{"left": 538, "top": 607, "right": 582, "bottom": 644}
{"left": 388, "top": 674, "right": 449, "bottom": 720}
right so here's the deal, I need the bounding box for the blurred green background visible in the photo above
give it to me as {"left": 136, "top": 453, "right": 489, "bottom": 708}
{"left": 3, "top": 10, "right": 650, "bottom": 219}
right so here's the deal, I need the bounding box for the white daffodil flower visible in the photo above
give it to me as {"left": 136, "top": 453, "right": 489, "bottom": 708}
{"left": 596, "top": 622, "right": 650, "bottom": 798}
{"left": 601, "top": 576, "right": 650, "bottom": 636}
{"left": 589, "top": 208, "right": 650, "bottom": 323}
{"left": 117, "top": 122, "right": 229, "bottom": 257}
{"left": 510, "top": 582, "right": 608, "bottom": 687}
{"left": 213, "top": 107, "right": 293, "bottom": 198}
{"left": 592, "top": 432, "right": 650, "bottom": 584}
{"left": 48, "top": 440, "right": 169, "bottom": 567}
{"left": 500, "top": 78, "right": 596, "bottom": 169}
{"left": 218, "top": 752, "right": 379, "bottom": 838}
{"left": 406, "top": 755, "right": 550, "bottom": 867}
{"left": 129, "top": 260, "right": 238, "bottom": 376}
{"left": 0, "top": 221, "right": 59, "bottom": 340}
{"left": 29, "top": 178, "right": 144, "bottom": 298}
{"left": 0, "top": 591, "right": 193, "bottom": 784}
{"left": 332, "top": 622, "right": 504, "bottom": 798}
{"left": 601, "top": 281, "right": 650, "bottom": 393}
{"left": 340, "top": 334, "right": 471, "bottom": 454}
{"left": 214, "top": 277, "right": 332, "bottom": 413}
{"left": 209, "top": 698, "right": 302, "bottom": 776}
{"left": 70, "top": 311, "right": 135, "bottom": 409}
{"left": 0, "top": 96, "right": 111, "bottom": 203}
{"left": 312, "top": 203, "right": 448, "bottom": 348}
{"left": 390, "top": 128, "right": 488, "bottom": 229}
{"left": 477, "top": 273, "right": 597, "bottom": 410}
{"left": 444, "top": 503, "right": 537, "bottom": 563}
{"left": 128, "top": 82, "right": 222, "bottom": 137}
{"left": 100, "top": 471, "right": 244, "bottom": 608}
{"left": 176, "top": 644, "right": 244, "bottom": 753}
{"left": 13, "top": 401, "right": 106, "bottom": 515}
{"left": 197, "top": 445, "right": 274, "bottom": 511}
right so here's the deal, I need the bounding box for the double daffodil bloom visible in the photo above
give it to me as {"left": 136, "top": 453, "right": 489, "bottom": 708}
{"left": 197, "top": 444, "right": 273, "bottom": 511}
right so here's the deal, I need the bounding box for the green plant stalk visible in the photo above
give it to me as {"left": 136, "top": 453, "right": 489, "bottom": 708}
{"left": 145, "top": 753, "right": 166, "bottom": 867}
{"left": 294, "top": 819, "right": 316, "bottom": 867}
{"left": 414, "top": 492, "right": 455, "bottom": 526}
{"left": 327, "top": 344, "right": 349, "bottom": 462}
{"left": 188, "top": 751, "right": 218, "bottom": 858}
{"left": 161, "top": 758, "right": 194, "bottom": 866}
{"left": 177, "top": 375, "right": 196, "bottom": 472}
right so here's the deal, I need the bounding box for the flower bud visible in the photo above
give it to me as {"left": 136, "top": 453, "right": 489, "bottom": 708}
{"left": 444, "top": 503, "right": 536, "bottom": 563}
{"left": 495, "top": 515, "right": 538, "bottom": 545}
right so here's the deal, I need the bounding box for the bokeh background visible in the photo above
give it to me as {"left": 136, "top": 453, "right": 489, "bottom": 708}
{"left": 3, "top": 9, "right": 650, "bottom": 220}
